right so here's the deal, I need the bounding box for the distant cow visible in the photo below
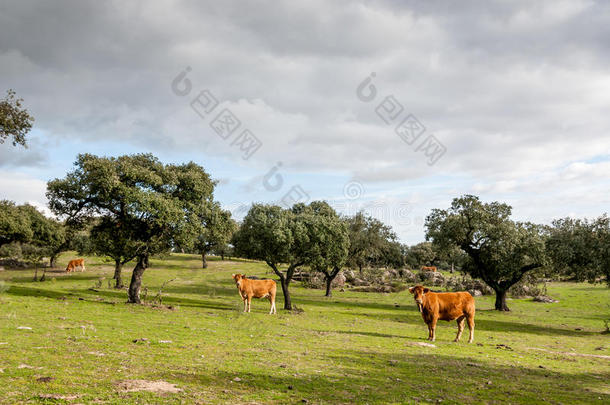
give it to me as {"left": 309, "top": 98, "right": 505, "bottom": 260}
{"left": 66, "top": 258, "right": 85, "bottom": 273}
{"left": 409, "top": 285, "right": 475, "bottom": 343}
{"left": 420, "top": 266, "right": 437, "bottom": 272}
{"left": 232, "top": 274, "right": 276, "bottom": 314}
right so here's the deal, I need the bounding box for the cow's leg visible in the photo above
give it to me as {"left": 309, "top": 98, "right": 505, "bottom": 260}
{"left": 467, "top": 314, "right": 475, "bottom": 343}
{"left": 243, "top": 297, "right": 247, "bottom": 312}
{"left": 247, "top": 296, "right": 252, "bottom": 313}
{"left": 429, "top": 317, "right": 438, "bottom": 341}
{"left": 455, "top": 316, "right": 465, "bottom": 342}
{"left": 426, "top": 323, "right": 432, "bottom": 340}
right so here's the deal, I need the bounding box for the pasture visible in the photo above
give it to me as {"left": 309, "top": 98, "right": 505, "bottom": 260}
{"left": 0, "top": 253, "right": 608, "bottom": 404}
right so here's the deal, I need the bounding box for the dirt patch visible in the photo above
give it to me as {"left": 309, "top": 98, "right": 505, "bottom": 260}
{"left": 37, "top": 393, "right": 80, "bottom": 401}
{"left": 116, "top": 379, "right": 182, "bottom": 393}
{"left": 527, "top": 347, "right": 610, "bottom": 360}
{"left": 406, "top": 342, "right": 437, "bottom": 348}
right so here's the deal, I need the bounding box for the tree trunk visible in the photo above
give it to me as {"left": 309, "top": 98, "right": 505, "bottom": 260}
{"left": 494, "top": 289, "right": 510, "bottom": 311}
{"left": 280, "top": 278, "right": 292, "bottom": 310}
{"left": 50, "top": 254, "right": 58, "bottom": 268}
{"left": 325, "top": 276, "right": 333, "bottom": 297}
{"left": 358, "top": 264, "right": 363, "bottom": 276}
{"left": 113, "top": 259, "right": 124, "bottom": 289}
{"left": 128, "top": 255, "right": 147, "bottom": 304}
{"left": 450, "top": 262, "right": 454, "bottom": 274}
{"left": 221, "top": 254, "right": 225, "bottom": 261}
{"left": 201, "top": 252, "right": 208, "bottom": 268}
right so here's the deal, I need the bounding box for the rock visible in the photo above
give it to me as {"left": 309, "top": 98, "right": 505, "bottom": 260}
{"left": 17, "top": 326, "right": 32, "bottom": 330}
{"left": 233, "top": 377, "right": 242, "bottom": 382}
{"left": 352, "top": 278, "right": 367, "bottom": 286}
{"left": 333, "top": 273, "right": 346, "bottom": 287}
{"left": 159, "top": 340, "right": 173, "bottom": 343}
{"left": 533, "top": 296, "right": 559, "bottom": 303}
{"left": 469, "top": 290, "right": 483, "bottom": 297}
{"left": 486, "top": 380, "right": 492, "bottom": 385}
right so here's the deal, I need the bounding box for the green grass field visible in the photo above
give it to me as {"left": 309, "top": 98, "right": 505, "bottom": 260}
{"left": 0, "top": 253, "right": 608, "bottom": 404}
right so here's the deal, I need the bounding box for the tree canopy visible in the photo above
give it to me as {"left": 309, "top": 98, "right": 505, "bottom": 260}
{"left": 233, "top": 204, "right": 301, "bottom": 309}
{"left": 547, "top": 215, "right": 609, "bottom": 285}
{"left": 47, "top": 153, "right": 217, "bottom": 303}
{"left": 344, "top": 212, "right": 398, "bottom": 272}
{"left": 0, "top": 89, "right": 34, "bottom": 147}
{"left": 426, "top": 195, "right": 547, "bottom": 311}
{"left": 293, "top": 201, "right": 349, "bottom": 297}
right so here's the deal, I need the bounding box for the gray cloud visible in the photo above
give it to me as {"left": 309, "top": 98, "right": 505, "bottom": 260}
{"left": 1, "top": 0, "right": 609, "bottom": 238}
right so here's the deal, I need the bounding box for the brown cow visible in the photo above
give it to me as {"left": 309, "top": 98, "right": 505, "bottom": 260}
{"left": 409, "top": 285, "right": 475, "bottom": 343}
{"left": 420, "top": 266, "right": 437, "bottom": 272}
{"left": 66, "top": 258, "right": 86, "bottom": 273}
{"left": 232, "top": 274, "right": 277, "bottom": 314}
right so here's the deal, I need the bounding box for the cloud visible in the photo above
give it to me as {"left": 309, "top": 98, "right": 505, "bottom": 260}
{"left": 1, "top": 0, "right": 609, "bottom": 242}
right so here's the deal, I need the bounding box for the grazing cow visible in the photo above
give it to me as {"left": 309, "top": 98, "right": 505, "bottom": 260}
{"left": 66, "top": 258, "right": 86, "bottom": 273}
{"left": 409, "top": 285, "right": 475, "bottom": 343}
{"left": 420, "top": 266, "right": 437, "bottom": 272}
{"left": 232, "top": 274, "right": 276, "bottom": 314}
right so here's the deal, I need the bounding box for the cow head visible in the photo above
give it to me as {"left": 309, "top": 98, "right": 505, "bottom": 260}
{"left": 232, "top": 273, "right": 245, "bottom": 287}
{"left": 409, "top": 285, "right": 430, "bottom": 313}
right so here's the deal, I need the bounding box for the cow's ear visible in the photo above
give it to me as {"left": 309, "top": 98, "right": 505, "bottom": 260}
{"left": 408, "top": 287, "right": 415, "bottom": 294}
{"left": 423, "top": 288, "right": 430, "bottom": 293}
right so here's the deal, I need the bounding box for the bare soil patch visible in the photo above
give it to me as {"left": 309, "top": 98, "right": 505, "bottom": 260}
{"left": 116, "top": 379, "right": 182, "bottom": 393}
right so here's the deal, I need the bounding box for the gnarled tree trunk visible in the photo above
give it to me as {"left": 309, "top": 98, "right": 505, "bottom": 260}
{"left": 324, "top": 276, "right": 333, "bottom": 297}
{"left": 128, "top": 255, "right": 147, "bottom": 304}
{"left": 279, "top": 277, "right": 292, "bottom": 310}
{"left": 494, "top": 289, "right": 510, "bottom": 311}
{"left": 50, "top": 254, "right": 59, "bottom": 268}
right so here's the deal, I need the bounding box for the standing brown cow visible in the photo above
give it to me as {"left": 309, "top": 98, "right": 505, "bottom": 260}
{"left": 409, "top": 285, "right": 475, "bottom": 343}
{"left": 66, "top": 258, "right": 86, "bottom": 273}
{"left": 232, "top": 274, "right": 277, "bottom": 314}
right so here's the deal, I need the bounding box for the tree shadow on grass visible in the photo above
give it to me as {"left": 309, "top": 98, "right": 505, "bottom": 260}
{"left": 161, "top": 350, "right": 609, "bottom": 404}
{"left": 5, "top": 273, "right": 103, "bottom": 283}
{"left": 74, "top": 288, "right": 236, "bottom": 312}
{"left": 4, "top": 285, "right": 73, "bottom": 300}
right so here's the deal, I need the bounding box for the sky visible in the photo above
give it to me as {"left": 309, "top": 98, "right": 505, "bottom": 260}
{"left": 1, "top": 0, "right": 609, "bottom": 244}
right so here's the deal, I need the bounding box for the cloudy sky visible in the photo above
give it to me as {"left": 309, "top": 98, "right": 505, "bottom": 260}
{"left": 1, "top": 0, "right": 609, "bottom": 244}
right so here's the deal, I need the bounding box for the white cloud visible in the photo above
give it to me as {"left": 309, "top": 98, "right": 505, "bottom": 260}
{"left": 1, "top": 0, "right": 610, "bottom": 242}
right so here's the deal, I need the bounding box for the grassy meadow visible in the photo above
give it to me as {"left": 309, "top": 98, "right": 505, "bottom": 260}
{"left": 0, "top": 253, "right": 609, "bottom": 404}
